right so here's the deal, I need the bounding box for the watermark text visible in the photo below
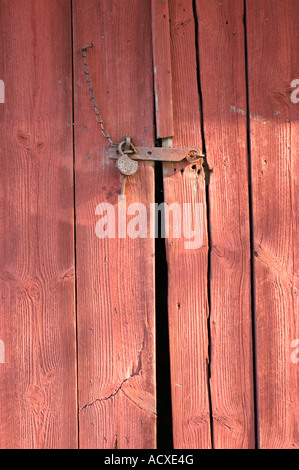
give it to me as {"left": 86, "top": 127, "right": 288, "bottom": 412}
{"left": 290, "top": 339, "right": 299, "bottom": 364}
{"left": 0, "top": 80, "right": 4, "bottom": 103}
{"left": 290, "top": 79, "right": 299, "bottom": 104}
{"left": 0, "top": 340, "right": 4, "bottom": 364}
{"left": 95, "top": 197, "right": 204, "bottom": 250}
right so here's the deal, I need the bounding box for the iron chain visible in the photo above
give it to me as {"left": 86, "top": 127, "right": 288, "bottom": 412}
{"left": 80, "top": 44, "right": 115, "bottom": 147}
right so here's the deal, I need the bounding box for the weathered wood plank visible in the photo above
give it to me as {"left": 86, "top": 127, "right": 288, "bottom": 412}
{"left": 195, "top": 0, "right": 255, "bottom": 448}
{"left": 0, "top": 0, "right": 77, "bottom": 448}
{"left": 162, "top": 0, "right": 212, "bottom": 448}
{"left": 151, "top": 0, "right": 174, "bottom": 139}
{"left": 246, "top": 0, "right": 299, "bottom": 448}
{"left": 73, "top": 0, "right": 156, "bottom": 449}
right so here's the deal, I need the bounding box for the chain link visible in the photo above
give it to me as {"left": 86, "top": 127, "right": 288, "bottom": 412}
{"left": 80, "top": 44, "right": 115, "bottom": 147}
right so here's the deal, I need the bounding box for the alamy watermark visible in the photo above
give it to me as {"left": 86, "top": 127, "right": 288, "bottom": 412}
{"left": 290, "top": 339, "right": 299, "bottom": 364}
{"left": 290, "top": 79, "right": 299, "bottom": 104}
{"left": 95, "top": 196, "right": 204, "bottom": 250}
{"left": 0, "top": 340, "right": 4, "bottom": 364}
{"left": 0, "top": 80, "right": 4, "bottom": 103}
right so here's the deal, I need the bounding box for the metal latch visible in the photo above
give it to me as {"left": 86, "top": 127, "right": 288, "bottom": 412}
{"left": 109, "top": 137, "right": 204, "bottom": 174}
{"left": 110, "top": 137, "right": 204, "bottom": 195}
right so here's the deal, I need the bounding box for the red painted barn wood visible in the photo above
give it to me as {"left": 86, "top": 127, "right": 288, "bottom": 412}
{"left": 73, "top": 0, "right": 156, "bottom": 449}
{"left": 0, "top": 0, "right": 297, "bottom": 451}
{"left": 195, "top": 0, "right": 255, "bottom": 448}
{"left": 246, "top": 0, "right": 299, "bottom": 449}
{"left": 151, "top": 0, "right": 174, "bottom": 139}
{"left": 160, "top": 0, "right": 212, "bottom": 448}
{"left": 0, "top": 0, "right": 77, "bottom": 448}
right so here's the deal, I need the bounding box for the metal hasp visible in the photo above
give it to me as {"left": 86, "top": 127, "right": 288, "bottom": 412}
{"left": 109, "top": 138, "right": 204, "bottom": 164}
{"left": 113, "top": 137, "right": 205, "bottom": 195}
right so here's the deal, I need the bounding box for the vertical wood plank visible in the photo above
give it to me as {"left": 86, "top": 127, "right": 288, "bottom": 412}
{"left": 195, "top": 0, "right": 255, "bottom": 448}
{"left": 162, "top": 0, "right": 212, "bottom": 448}
{"left": 73, "top": 0, "right": 156, "bottom": 449}
{"left": 246, "top": 0, "right": 299, "bottom": 448}
{"left": 0, "top": 0, "right": 77, "bottom": 448}
{"left": 151, "top": 0, "right": 174, "bottom": 139}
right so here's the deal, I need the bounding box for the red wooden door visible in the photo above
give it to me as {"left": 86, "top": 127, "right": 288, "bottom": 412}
{"left": 0, "top": 0, "right": 77, "bottom": 448}
{"left": 0, "top": 0, "right": 298, "bottom": 449}
{"left": 73, "top": 0, "right": 156, "bottom": 449}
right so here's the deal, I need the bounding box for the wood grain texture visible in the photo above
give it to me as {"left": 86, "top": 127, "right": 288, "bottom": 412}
{"left": 163, "top": 0, "right": 212, "bottom": 448}
{"left": 195, "top": 0, "right": 255, "bottom": 448}
{"left": 0, "top": 0, "right": 77, "bottom": 448}
{"left": 246, "top": 0, "right": 299, "bottom": 448}
{"left": 151, "top": 0, "right": 174, "bottom": 139}
{"left": 73, "top": 0, "right": 156, "bottom": 449}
